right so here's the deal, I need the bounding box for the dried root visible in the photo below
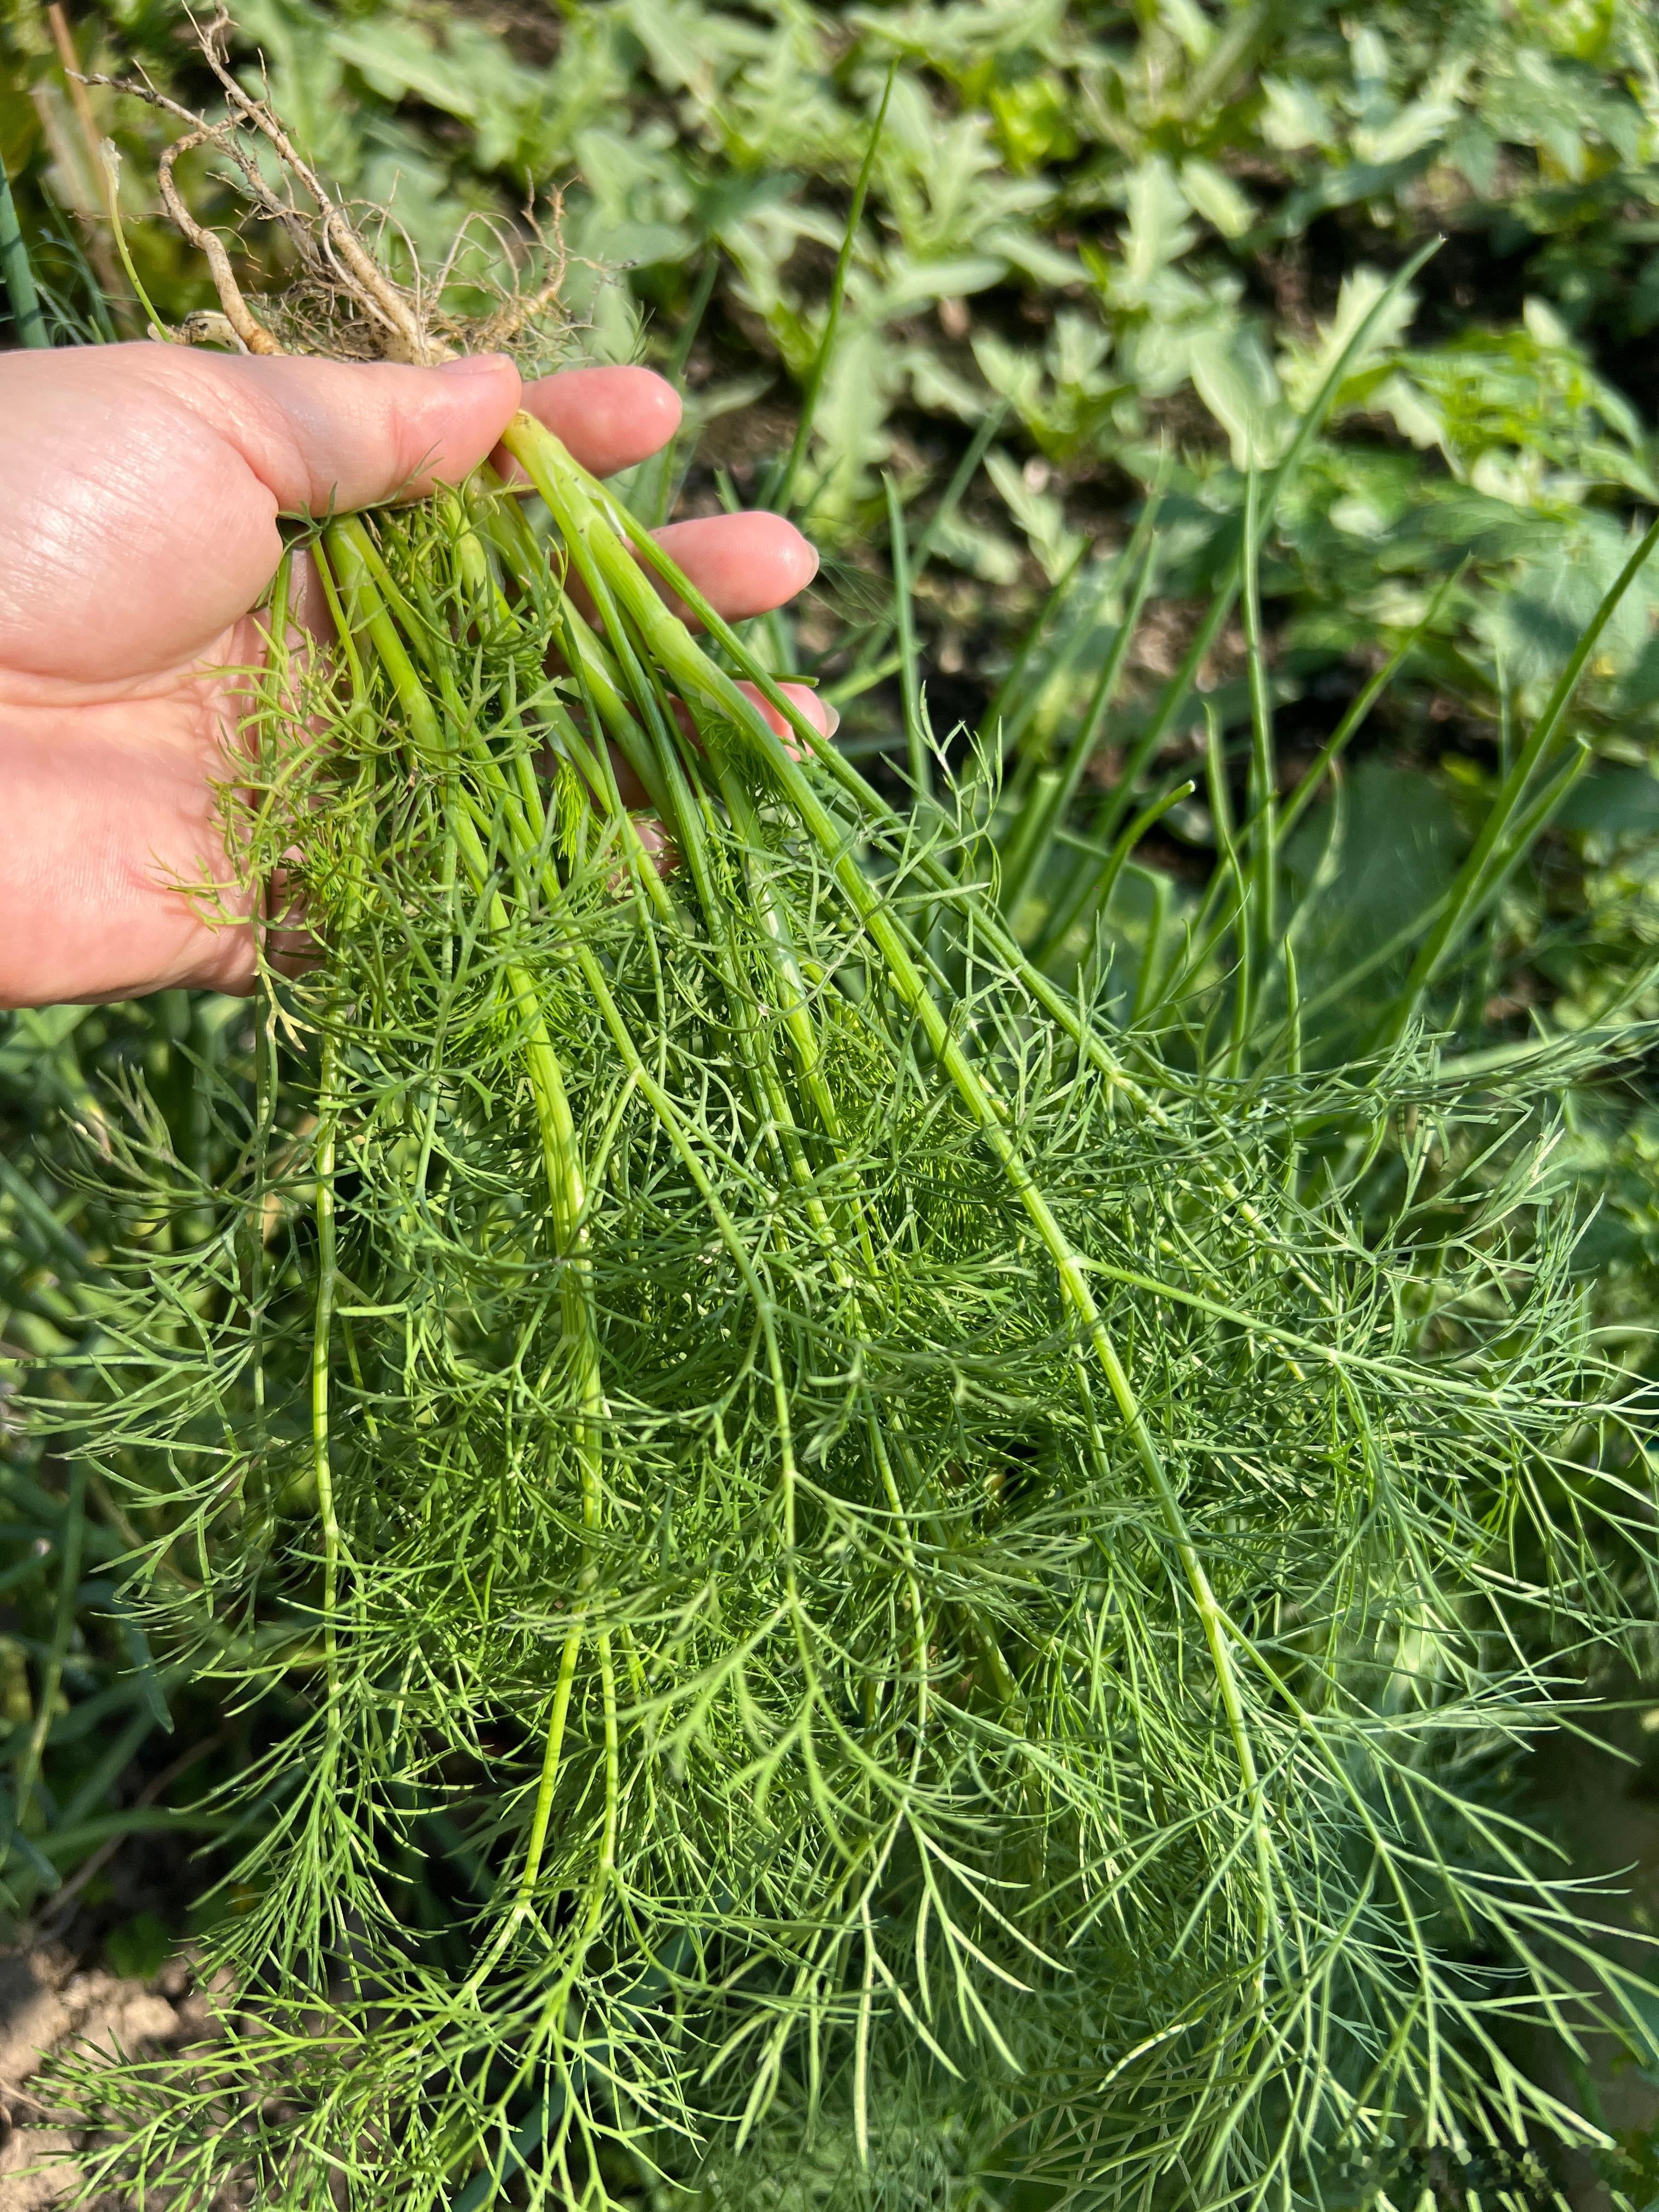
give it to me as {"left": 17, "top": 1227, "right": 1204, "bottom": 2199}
{"left": 89, "top": 6, "right": 580, "bottom": 369}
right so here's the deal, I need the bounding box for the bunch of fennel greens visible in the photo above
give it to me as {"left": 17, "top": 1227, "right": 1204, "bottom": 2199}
{"left": 33, "top": 91, "right": 1659, "bottom": 2212}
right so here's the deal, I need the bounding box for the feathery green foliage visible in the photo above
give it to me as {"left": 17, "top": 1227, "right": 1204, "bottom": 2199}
{"left": 7, "top": 18, "right": 1659, "bottom": 2203}
{"left": 30, "top": 289, "right": 1659, "bottom": 2208}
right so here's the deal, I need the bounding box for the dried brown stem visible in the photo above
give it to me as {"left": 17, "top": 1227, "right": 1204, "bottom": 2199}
{"left": 156, "top": 128, "right": 280, "bottom": 353}
{"left": 91, "top": 10, "right": 574, "bottom": 371}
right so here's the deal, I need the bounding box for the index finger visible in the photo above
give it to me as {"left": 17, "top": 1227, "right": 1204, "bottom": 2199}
{"left": 503, "top": 365, "right": 682, "bottom": 482}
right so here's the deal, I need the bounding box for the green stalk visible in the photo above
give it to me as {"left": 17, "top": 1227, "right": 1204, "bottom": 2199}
{"left": 324, "top": 520, "right": 595, "bottom": 1268}
{"left": 884, "top": 475, "right": 930, "bottom": 803}
{"left": 1381, "top": 509, "right": 1659, "bottom": 1045}
{"left": 769, "top": 66, "right": 896, "bottom": 518}
{"left": 505, "top": 414, "right": 1277, "bottom": 1895}
{"left": 832, "top": 402, "right": 1009, "bottom": 704}
{"left": 975, "top": 539, "right": 1088, "bottom": 752}
{"left": 1277, "top": 562, "right": 1468, "bottom": 844}
{"left": 321, "top": 515, "right": 611, "bottom": 1966}
{"left": 549, "top": 431, "right": 1324, "bottom": 1344}
{"left": 500, "top": 509, "right": 1021, "bottom": 1744}
{"left": 1037, "top": 777, "right": 1195, "bottom": 976}
{"left": 1089, "top": 240, "right": 1440, "bottom": 852}
{"left": 1448, "top": 737, "right": 1594, "bottom": 967}
{"left": 1240, "top": 469, "right": 1278, "bottom": 1022}
{"left": 0, "top": 158, "right": 47, "bottom": 349}
{"left": 311, "top": 1041, "right": 342, "bottom": 1741}
{"left": 1002, "top": 501, "right": 1162, "bottom": 936}
{"left": 535, "top": 464, "right": 854, "bottom": 1184}
{"left": 565, "top": 537, "right": 814, "bottom": 1205}
{"left": 13, "top": 1459, "right": 87, "bottom": 1840}
{"left": 94, "top": 142, "right": 170, "bottom": 340}
{"left": 646, "top": 251, "right": 721, "bottom": 528}
{"left": 268, "top": 535, "right": 353, "bottom": 1743}
{"left": 544, "top": 439, "right": 1165, "bottom": 1099}
{"left": 244, "top": 557, "right": 300, "bottom": 1475}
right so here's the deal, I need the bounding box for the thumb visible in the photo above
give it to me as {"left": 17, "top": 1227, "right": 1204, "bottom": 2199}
{"left": 0, "top": 345, "right": 524, "bottom": 690}
{"left": 173, "top": 349, "right": 525, "bottom": 514}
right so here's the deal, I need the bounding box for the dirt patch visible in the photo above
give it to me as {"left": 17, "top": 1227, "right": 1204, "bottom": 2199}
{"left": 0, "top": 1946, "right": 220, "bottom": 2210}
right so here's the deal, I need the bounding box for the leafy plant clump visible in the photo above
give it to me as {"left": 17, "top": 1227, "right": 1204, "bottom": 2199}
{"left": 29, "top": 73, "right": 1659, "bottom": 2212}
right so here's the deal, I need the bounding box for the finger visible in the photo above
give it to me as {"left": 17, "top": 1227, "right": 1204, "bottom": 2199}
{"left": 732, "top": 680, "right": 838, "bottom": 749}
{"left": 646, "top": 515, "right": 819, "bottom": 624}
{"left": 507, "top": 366, "right": 682, "bottom": 481}
{"left": 278, "top": 545, "right": 337, "bottom": 659}
{"left": 562, "top": 514, "right": 819, "bottom": 632}
{"left": 145, "top": 347, "right": 526, "bottom": 513}
{"left": 0, "top": 346, "right": 524, "bottom": 689}
{"left": 0, "top": 701, "right": 259, "bottom": 1006}
{"left": 629, "top": 814, "right": 676, "bottom": 881}
{"left": 662, "top": 679, "right": 837, "bottom": 768}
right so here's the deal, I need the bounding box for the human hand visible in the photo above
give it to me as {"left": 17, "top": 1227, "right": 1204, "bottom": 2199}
{"left": 0, "top": 344, "right": 827, "bottom": 1008}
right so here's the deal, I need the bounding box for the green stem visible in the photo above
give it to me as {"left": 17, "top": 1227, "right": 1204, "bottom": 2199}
{"left": 312, "top": 1042, "right": 342, "bottom": 1740}
{"left": 1277, "top": 562, "right": 1468, "bottom": 844}
{"left": 321, "top": 515, "right": 609, "bottom": 1971}
{"left": 884, "top": 474, "right": 930, "bottom": 803}
{"left": 1038, "top": 777, "right": 1195, "bottom": 975}
{"left": 0, "top": 159, "right": 47, "bottom": 348}
{"left": 833, "top": 402, "right": 1008, "bottom": 703}
{"left": 496, "top": 502, "right": 1018, "bottom": 1745}
{"left": 13, "top": 1459, "right": 87, "bottom": 1840}
{"left": 770, "top": 66, "right": 895, "bottom": 517}
{"left": 1382, "top": 510, "right": 1659, "bottom": 1046}
{"left": 506, "top": 413, "right": 1275, "bottom": 1906}
{"left": 1240, "top": 469, "right": 1278, "bottom": 1013}
{"left": 1001, "top": 501, "right": 1162, "bottom": 932}
{"left": 1091, "top": 241, "right": 1441, "bottom": 852}
{"left": 505, "top": 431, "right": 1337, "bottom": 1376}
{"left": 984, "top": 541, "right": 1091, "bottom": 801}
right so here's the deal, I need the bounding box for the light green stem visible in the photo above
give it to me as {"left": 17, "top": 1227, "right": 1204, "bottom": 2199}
{"left": 1383, "top": 509, "right": 1659, "bottom": 1045}
{"left": 322, "top": 515, "right": 610, "bottom": 1971}
{"left": 504, "top": 414, "right": 1275, "bottom": 1911}
{"left": 312, "top": 1043, "right": 342, "bottom": 1741}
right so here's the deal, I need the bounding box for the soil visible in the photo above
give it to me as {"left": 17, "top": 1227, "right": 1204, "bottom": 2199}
{"left": 0, "top": 1945, "right": 222, "bottom": 2210}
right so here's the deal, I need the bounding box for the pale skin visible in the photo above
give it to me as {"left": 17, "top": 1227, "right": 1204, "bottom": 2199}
{"left": 0, "top": 345, "right": 829, "bottom": 1009}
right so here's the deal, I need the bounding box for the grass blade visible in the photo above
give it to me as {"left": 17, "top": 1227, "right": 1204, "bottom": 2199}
{"left": 769, "top": 65, "right": 896, "bottom": 518}
{"left": 0, "top": 158, "right": 48, "bottom": 348}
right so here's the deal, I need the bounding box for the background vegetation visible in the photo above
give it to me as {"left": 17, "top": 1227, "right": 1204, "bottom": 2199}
{"left": 10, "top": 0, "right": 1659, "bottom": 1042}
{"left": 9, "top": 0, "right": 1659, "bottom": 2201}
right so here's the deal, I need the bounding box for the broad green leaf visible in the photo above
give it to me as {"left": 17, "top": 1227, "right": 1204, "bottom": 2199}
{"left": 985, "top": 445, "right": 1085, "bottom": 579}
{"left": 1180, "top": 159, "right": 1254, "bottom": 239}
{"left": 1189, "top": 322, "right": 1290, "bottom": 467}
{"left": 1259, "top": 75, "right": 1331, "bottom": 151}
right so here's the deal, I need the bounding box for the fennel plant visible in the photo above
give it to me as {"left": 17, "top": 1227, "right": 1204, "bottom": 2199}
{"left": 30, "top": 76, "right": 1659, "bottom": 2212}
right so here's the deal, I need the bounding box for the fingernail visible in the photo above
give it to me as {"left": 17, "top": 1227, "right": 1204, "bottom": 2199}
{"left": 822, "top": 701, "right": 840, "bottom": 737}
{"left": 436, "top": 352, "right": 513, "bottom": 376}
